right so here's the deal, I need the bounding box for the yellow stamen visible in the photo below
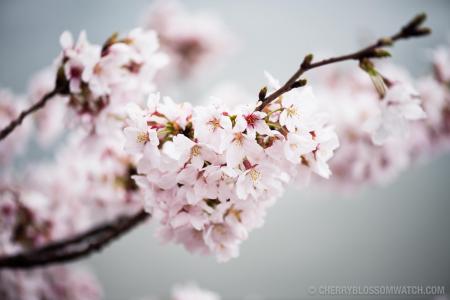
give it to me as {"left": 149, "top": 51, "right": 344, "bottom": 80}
{"left": 286, "top": 106, "right": 298, "bottom": 117}
{"left": 191, "top": 145, "right": 201, "bottom": 157}
{"left": 207, "top": 118, "right": 221, "bottom": 131}
{"left": 248, "top": 168, "right": 261, "bottom": 184}
{"left": 233, "top": 132, "right": 244, "bottom": 146}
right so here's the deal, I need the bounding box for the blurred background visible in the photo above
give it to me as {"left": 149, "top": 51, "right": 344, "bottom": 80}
{"left": 1, "top": 0, "right": 449, "bottom": 299}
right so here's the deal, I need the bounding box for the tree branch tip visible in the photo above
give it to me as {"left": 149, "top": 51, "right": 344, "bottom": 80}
{"left": 409, "top": 12, "right": 427, "bottom": 28}
{"left": 401, "top": 12, "right": 431, "bottom": 39}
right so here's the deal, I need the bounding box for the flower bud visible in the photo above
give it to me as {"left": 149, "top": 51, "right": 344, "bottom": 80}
{"left": 258, "top": 86, "right": 267, "bottom": 101}
{"left": 301, "top": 54, "right": 314, "bottom": 68}
{"left": 291, "top": 79, "right": 307, "bottom": 88}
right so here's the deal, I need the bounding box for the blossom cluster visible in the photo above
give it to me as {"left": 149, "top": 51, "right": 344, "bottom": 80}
{"left": 58, "top": 28, "right": 168, "bottom": 125}
{"left": 123, "top": 74, "right": 339, "bottom": 262}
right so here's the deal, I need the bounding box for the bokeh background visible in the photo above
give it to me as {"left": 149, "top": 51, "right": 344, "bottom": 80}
{"left": 1, "top": 0, "right": 449, "bottom": 299}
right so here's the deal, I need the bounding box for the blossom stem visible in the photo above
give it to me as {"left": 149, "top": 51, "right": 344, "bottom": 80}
{"left": 0, "top": 209, "right": 149, "bottom": 269}
{"left": 255, "top": 13, "right": 431, "bottom": 111}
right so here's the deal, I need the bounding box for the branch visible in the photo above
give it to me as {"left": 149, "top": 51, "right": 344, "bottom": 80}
{"left": 0, "top": 88, "right": 60, "bottom": 142}
{"left": 255, "top": 13, "right": 431, "bottom": 111}
{"left": 0, "top": 209, "right": 149, "bottom": 269}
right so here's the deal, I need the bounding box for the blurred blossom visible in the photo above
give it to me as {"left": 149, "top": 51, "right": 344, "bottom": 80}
{"left": 366, "top": 81, "right": 425, "bottom": 145}
{"left": 0, "top": 127, "right": 143, "bottom": 256}
{"left": 203, "top": 81, "right": 253, "bottom": 109}
{"left": 364, "top": 64, "right": 426, "bottom": 145}
{"left": 136, "top": 283, "right": 220, "bottom": 300}
{"left": 414, "top": 76, "right": 450, "bottom": 155}
{"left": 0, "top": 266, "right": 102, "bottom": 300}
{"left": 312, "top": 65, "right": 415, "bottom": 189}
{"left": 311, "top": 48, "right": 450, "bottom": 190}
{"left": 142, "top": 0, "right": 236, "bottom": 80}
{"left": 433, "top": 45, "right": 450, "bottom": 83}
{"left": 28, "top": 69, "right": 68, "bottom": 147}
{"left": 171, "top": 283, "right": 220, "bottom": 300}
{"left": 0, "top": 90, "right": 32, "bottom": 167}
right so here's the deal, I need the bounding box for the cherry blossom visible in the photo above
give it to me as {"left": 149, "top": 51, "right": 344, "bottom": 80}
{"left": 222, "top": 114, "right": 264, "bottom": 168}
{"left": 237, "top": 106, "right": 271, "bottom": 138}
{"left": 60, "top": 30, "right": 101, "bottom": 94}
{"left": 279, "top": 87, "right": 316, "bottom": 132}
{"left": 124, "top": 103, "right": 160, "bottom": 155}
{"left": 192, "top": 104, "right": 232, "bottom": 153}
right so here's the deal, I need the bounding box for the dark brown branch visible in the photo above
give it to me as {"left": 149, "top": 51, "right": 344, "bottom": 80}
{"left": 0, "top": 209, "right": 149, "bottom": 269}
{"left": 0, "top": 88, "right": 60, "bottom": 141}
{"left": 255, "top": 13, "right": 431, "bottom": 111}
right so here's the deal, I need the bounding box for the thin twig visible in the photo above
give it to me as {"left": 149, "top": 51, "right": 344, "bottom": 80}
{"left": 0, "top": 210, "right": 149, "bottom": 269}
{"left": 255, "top": 13, "right": 430, "bottom": 111}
